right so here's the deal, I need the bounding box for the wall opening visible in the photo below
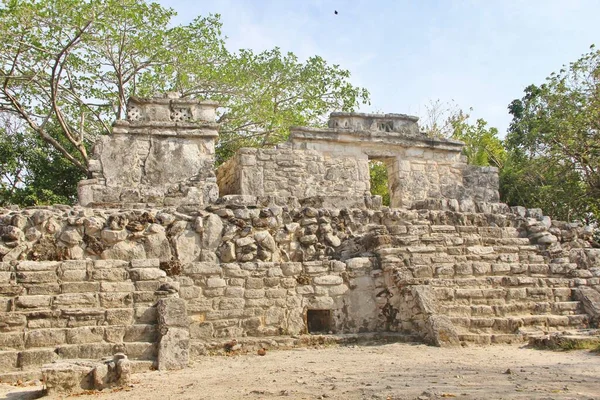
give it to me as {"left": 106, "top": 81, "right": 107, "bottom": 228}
{"left": 307, "top": 310, "right": 332, "bottom": 333}
{"left": 369, "top": 159, "right": 390, "bottom": 206}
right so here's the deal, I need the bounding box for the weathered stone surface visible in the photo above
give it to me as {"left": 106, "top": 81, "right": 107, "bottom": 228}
{"left": 158, "top": 327, "right": 189, "bottom": 371}
{"left": 427, "top": 315, "right": 460, "bottom": 347}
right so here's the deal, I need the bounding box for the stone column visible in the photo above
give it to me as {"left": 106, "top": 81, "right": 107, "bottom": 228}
{"left": 156, "top": 297, "right": 190, "bottom": 371}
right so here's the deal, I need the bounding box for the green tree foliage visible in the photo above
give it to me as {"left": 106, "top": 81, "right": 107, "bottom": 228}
{"left": 369, "top": 161, "right": 390, "bottom": 206}
{"left": 0, "top": 0, "right": 369, "bottom": 205}
{"left": 502, "top": 45, "right": 600, "bottom": 223}
{"left": 449, "top": 112, "right": 506, "bottom": 168}
{"left": 0, "top": 118, "right": 84, "bottom": 205}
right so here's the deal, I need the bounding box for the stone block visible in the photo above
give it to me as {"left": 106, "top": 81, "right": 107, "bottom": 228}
{"left": 0, "top": 351, "right": 18, "bottom": 372}
{"left": 98, "top": 292, "right": 133, "bottom": 308}
{"left": 218, "top": 298, "right": 245, "bottom": 310}
{"left": 190, "top": 322, "right": 214, "bottom": 339}
{"left": 16, "top": 261, "right": 60, "bottom": 271}
{"left": 106, "top": 308, "right": 135, "bottom": 325}
{"left": 42, "top": 361, "right": 95, "bottom": 395}
{"left": 104, "top": 326, "right": 126, "bottom": 343}
{"left": 244, "top": 289, "right": 265, "bottom": 299}
{"left": 157, "top": 298, "right": 189, "bottom": 329}
{"left": 135, "top": 306, "right": 158, "bottom": 324}
{"left": 206, "top": 277, "right": 226, "bottom": 288}
{"left": 54, "top": 293, "right": 98, "bottom": 308}
{"left": 0, "top": 332, "right": 24, "bottom": 349}
{"left": 99, "top": 282, "right": 134, "bottom": 293}
{"left": 135, "top": 280, "right": 162, "bottom": 291}
{"left": 91, "top": 268, "right": 128, "bottom": 281}
{"left": 129, "top": 268, "right": 166, "bottom": 281}
{"left": 313, "top": 275, "right": 343, "bottom": 285}
{"left": 25, "top": 329, "right": 66, "bottom": 348}
{"left": 131, "top": 259, "right": 160, "bottom": 268}
{"left": 61, "top": 270, "right": 88, "bottom": 282}
{"left": 16, "top": 271, "right": 58, "bottom": 284}
{"left": 124, "top": 324, "right": 158, "bottom": 342}
{"left": 265, "top": 288, "right": 287, "bottom": 298}
{"left": 15, "top": 295, "right": 52, "bottom": 309}
{"left": 281, "top": 262, "right": 303, "bottom": 276}
{"left": 157, "top": 327, "right": 189, "bottom": 371}
{"left": 124, "top": 342, "right": 157, "bottom": 360}
{"left": 61, "top": 282, "right": 99, "bottom": 293}
{"left": 66, "top": 326, "right": 104, "bottom": 344}
{"left": 245, "top": 277, "right": 264, "bottom": 289}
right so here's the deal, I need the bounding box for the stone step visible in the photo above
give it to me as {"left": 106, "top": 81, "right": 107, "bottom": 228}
{"left": 439, "top": 301, "right": 584, "bottom": 318}
{"left": 427, "top": 276, "right": 575, "bottom": 289}
{"left": 433, "top": 286, "right": 574, "bottom": 303}
{"left": 450, "top": 314, "right": 589, "bottom": 334}
{"left": 458, "top": 333, "right": 526, "bottom": 345}
{"left": 193, "top": 332, "right": 421, "bottom": 355}
{"left": 0, "top": 342, "right": 157, "bottom": 372}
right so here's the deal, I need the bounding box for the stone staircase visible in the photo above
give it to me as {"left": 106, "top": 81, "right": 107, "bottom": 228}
{"left": 374, "top": 210, "right": 593, "bottom": 345}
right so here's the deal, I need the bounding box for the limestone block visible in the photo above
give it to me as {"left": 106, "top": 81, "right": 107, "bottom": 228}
{"left": 158, "top": 327, "right": 189, "bottom": 371}
{"left": 42, "top": 361, "right": 95, "bottom": 395}
{"left": 123, "top": 325, "right": 158, "bottom": 342}
{"left": 218, "top": 298, "right": 245, "bottom": 310}
{"left": 131, "top": 259, "right": 160, "bottom": 268}
{"left": 25, "top": 329, "right": 66, "bottom": 348}
{"left": 66, "top": 326, "right": 104, "bottom": 345}
{"left": 129, "top": 268, "right": 166, "bottom": 281}
{"left": 15, "top": 295, "right": 52, "bottom": 309}
{"left": 101, "top": 229, "right": 129, "bottom": 244}
{"left": 16, "top": 271, "right": 58, "bottom": 284}
{"left": 105, "top": 308, "right": 135, "bottom": 326}
{"left": 0, "top": 351, "right": 18, "bottom": 372}
{"left": 101, "top": 241, "right": 146, "bottom": 261}
{"left": 281, "top": 262, "right": 303, "bottom": 276}
{"left": 100, "top": 281, "right": 135, "bottom": 292}
{"left": 313, "top": 275, "right": 343, "bottom": 286}
{"left": 54, "top": 293, "right": 98, "bottom": 308}
{"left": 15, "top": 261, "right": 60, "bottom": 271}
{"left": 183, "top": 262, "right": 221, "bottom": 275}
{"left": 206, "top": 277, "right": 226, "bottom": 288}
{"left": 99, "top": 292, "right": 133, "bottom": 308}
{"left": 203, "top": 214, "right": 223, "bottom": 250}
{"left": 157, "top": 298, "right": 189, "bottom": 330}
{"left": 91, "top": 268, "right": 128, "bottom": 282}
{"left": 61, "top": 282, "right": 99, "bottom": 293}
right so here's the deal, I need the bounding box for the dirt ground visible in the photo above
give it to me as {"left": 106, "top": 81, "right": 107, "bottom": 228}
{"left": 1, "top": 342, "right": 599, "bottom": 400}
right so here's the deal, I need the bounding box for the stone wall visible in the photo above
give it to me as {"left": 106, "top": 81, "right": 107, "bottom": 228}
{"left": 216, "top": 113, "right": 500, "bottom": 210}
{"left": 78, "top": 95, "right": 220, "bottom": 208}
{"left": 217, "top": 148, "right": 369, "bottom": 200}
{"left": 1, "top": 202, "right": 599, "bottom": 371}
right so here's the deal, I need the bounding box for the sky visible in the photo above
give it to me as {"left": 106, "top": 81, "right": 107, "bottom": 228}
{"left": 158, "top": 0, "right": 600, "bottom": 136}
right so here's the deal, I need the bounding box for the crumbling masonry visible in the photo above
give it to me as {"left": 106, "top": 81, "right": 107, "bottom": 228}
{"left": 0, "top": 94, "right": 599, "bottom": 391}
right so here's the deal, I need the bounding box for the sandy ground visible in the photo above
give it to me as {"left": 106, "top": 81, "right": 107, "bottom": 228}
{"left": 1, "top": 343, "right": 599, "bottom": 400}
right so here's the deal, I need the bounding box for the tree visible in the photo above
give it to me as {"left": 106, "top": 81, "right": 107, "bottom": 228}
{"left": 419, "top": 100, "right": 505, "bottom": 168}
{"left": 0, "top": 0, "right": 369, "bottom": 204}
{"left": 502, "top": 45, "right": 600, "bottom": 223}
{"left": 449, "top": 112, "right": 506, "bottom": 168}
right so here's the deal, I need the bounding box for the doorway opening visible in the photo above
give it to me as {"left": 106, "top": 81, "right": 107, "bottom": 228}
{"left": 368, "top": 159, "right": 390, "bottom": 206}
{"left": 306, "top": 310, "right": 332, "bottom": 333}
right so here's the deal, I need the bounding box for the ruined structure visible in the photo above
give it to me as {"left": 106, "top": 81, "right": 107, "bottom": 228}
{"left": 0, "top": 94, "right": 598, "bottom": 390}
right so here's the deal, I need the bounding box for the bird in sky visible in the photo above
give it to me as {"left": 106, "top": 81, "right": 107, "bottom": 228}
{"left": 334, "top": 10, "right": 338, "bottom": 15}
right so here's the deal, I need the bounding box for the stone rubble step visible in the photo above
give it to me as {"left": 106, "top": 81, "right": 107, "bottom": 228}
{"left": 439, "top": 301, "right": 584, "bottom": 318}
{"left": 193, "top": 332, "right": 421, "bottom": 355}
{"left": 0, "top": 359, "right": 153, "bottom": 384}
{"left": 450, "top": 314, "right": 589, "bottom": 334}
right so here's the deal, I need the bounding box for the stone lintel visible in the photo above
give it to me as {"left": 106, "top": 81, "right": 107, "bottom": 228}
{"left": 289, "top": 126, "right": 465, "bottom": 153}
{"left": 112, "top": 120, "right": 219, "bottom": 138}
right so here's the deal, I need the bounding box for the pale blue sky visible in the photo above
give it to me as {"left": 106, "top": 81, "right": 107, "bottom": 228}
{"left": 158, "top": 0, "right": 600, "bottom": 136}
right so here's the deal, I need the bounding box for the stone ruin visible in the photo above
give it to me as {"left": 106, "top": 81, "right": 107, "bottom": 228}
{"left": 0, "top": 94, "right": 599, "bottom": 393}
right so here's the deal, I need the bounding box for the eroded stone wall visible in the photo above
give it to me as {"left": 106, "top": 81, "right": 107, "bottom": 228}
{"left": 217, "top": 148, "right": 369, "bottom": 200}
